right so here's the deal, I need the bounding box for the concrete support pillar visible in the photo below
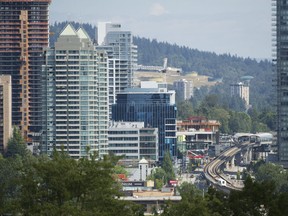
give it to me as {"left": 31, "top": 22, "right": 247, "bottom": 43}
{"left": 230, "top": 156, "right": 235, "bottom": 169}
{"left": 248, "top": 149, "right": 253, "bottom": 163}
{"left": 226, "top": 161, "right": 230, "bottom": 170}
{"left": 242, "top": 150, "right": 248, "bottom": 165}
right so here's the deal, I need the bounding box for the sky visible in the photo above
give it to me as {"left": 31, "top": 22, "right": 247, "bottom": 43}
{"left": 50, "top": 0, "right": 272, "bottom": 59}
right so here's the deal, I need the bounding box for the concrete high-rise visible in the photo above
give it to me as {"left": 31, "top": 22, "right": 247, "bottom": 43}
{"left": 0, "top": 0, "right": 51, "bottom": 142}
{"left": 230, "top": 82, "right": 250, "bottom": 109}
{"left": 97, "top": 22, "right": 137, "bottom": 117}
{"left": 0, "top": 76, "right": 12, "bottom": 154}
{"left": 173, "top": 79, "right": 193, "bottom": 102}
{"left": 42, "top": 24, "right": 109, "bottom": 159}
{"left": 274, "top": 0, "right": 288, "bottom": 164}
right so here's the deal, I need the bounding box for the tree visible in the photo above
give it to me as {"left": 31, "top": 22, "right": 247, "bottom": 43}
{"left": 1, "top": 150, "right": 142, "bottom": 216}
{"left": 202, "top": 94, "right": 220, "bottom": 108}
{"left": 192, "top": 86, "right": 209, "bottom": 104}
{"left": 255, "top": 163, "right": 288, "bottom": 193}
{"left": 177, "top": 182, "right": 202, "bottom": 200}
{"left": 4, "top": 127, "right": 29, "bottom": 158}
{"left": 206, "top": 187, "right": 231, "bottom": 216}
{"left": 147, "top": 168, "right": 166, "bottom": 189}
{"left": 259, "top": 110, "right": 276, "bottom": 131}
{"left": 162, "top": 183, "right": 211, "bottom": 216}
{"left": 229, "top": 176, "right": 279, "bottom": 216}
{"left": 114, "top": 165, "right": 129, "bottom": 176}
{"left": 228, "top": 95, "right": 246, "bottom": 112}
{"left": 177, "top": 101, "right": 194, "bottom": 120}
{"left": 0, "top": 156, "right": 23, "bottom": 214}
{"left": 247, "top": 108, "right": 271, "bottom": 133}
{"left": 208, "top": 108, "right": 230, "bottom": 133}
{"left": 228, "top": 111, "right": 251, "bottom": 133}
{"left": 162, "top": 152, "right": 175, "bottom": 183}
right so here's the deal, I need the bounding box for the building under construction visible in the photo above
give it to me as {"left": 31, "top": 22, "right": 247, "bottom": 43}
{"left": 0, "top": 0, "right": 51, "bottom": 142}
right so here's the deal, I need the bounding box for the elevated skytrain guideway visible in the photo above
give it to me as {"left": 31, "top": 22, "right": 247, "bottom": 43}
{"left": 204, "top": 132, "right": 273, "bottom": 193}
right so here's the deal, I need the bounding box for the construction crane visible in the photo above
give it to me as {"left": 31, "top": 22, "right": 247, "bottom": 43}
{"left": 158, "top": 58, "right": 182, "bottom": 83}
{"left": 159, "top": 58, "right": 182, "bottom": 74}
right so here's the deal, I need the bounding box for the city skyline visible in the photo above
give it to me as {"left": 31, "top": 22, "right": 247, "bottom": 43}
{"left": 50, "top": 0, "right": 271, "bottom": 59}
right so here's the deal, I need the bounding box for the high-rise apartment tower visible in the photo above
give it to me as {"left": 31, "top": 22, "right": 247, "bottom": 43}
{"left": 97, "top": 22, "right": 137, "bottom": 117}
{"left": 42, "top": 24, "right": 109, "bottom": 159}
{"left": 230, "top": 82, "right": 250, "bottom": 109}
{"left": 0, "top": 0, "right": 51, "bottom": 141}
{"left": 274, "top": 0, "right": 288, "bottom": 164}
{"left": 173, "top": 79, "right": 193, "bottom": 102}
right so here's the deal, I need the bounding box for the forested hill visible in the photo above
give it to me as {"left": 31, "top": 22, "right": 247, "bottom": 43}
{"left": 134, "top": 37, "right": 271, "bottom": 79}
{"left": 135, "top": 36, "right": 273, "bottom": 109}
{"left": 50, "top": 21, "right": 274, "bottom": 110}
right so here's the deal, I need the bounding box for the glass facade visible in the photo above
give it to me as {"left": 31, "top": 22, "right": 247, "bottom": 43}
{"left": 276, "top": 0, "right": 288, "bottom": 162}
{"left": 112, "top": 92, "right": 177, "bottom": 159}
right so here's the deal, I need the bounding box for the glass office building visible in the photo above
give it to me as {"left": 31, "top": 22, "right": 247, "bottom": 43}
{"left": 112, "top": 83, "right": 177, "bottom": 160}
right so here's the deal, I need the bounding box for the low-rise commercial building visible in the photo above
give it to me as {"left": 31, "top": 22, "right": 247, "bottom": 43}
{"left": 120, "top": 189, "right": 181, "bottom": 215}
{"left": 108, "top": 121, "right": 158, "bottom": 163}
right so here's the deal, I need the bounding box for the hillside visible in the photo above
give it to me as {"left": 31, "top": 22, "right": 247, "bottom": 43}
{"left": 50, "top": 21, "right": 274, "bottom": 110}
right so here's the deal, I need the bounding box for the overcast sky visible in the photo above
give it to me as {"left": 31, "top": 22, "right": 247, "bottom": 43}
{"left": 50, "top": 0, "right": 272, "bottom": 59}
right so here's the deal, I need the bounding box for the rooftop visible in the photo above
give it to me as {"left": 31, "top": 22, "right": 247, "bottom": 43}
{"left": 109, "top": 121, "right": 144, "bottom": 129}
{"left": 120, "top": 196, "right": 181, "bottom": 201}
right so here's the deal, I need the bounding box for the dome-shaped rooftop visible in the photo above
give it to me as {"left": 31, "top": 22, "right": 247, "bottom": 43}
{"left": 139, "top": 158, "right": 148, "bottom": 164}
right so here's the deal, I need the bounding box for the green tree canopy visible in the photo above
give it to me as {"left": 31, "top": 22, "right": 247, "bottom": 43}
{"left": 162, "top": 183, "right": 210, "bottom": 216}
{"left": 255, "top": 163, "right": 288, "bottom": 193}
{"left": 208, "top": 107, "right": 230, "bottom": 133}
{"left": 162, "top": 152, "right": 176, "bottom": 183}
{"left": 147, "top": 168, "right": 166, "bottom": 189}
{"left": 114, "top": 165, "right": 129, "bottom": 176}
{"left": 228, "top": 111, "right": 252, "bottom": 133}
{"left": 177, "top": 101, "right": 194, "bottom": 120}
{"left": 228, "top": 176, "right": 285, "bottom": 216}
{"left": 0, "top": 150, "right": 143, "bottom": 216}
{"left": 4, "top": 127, "right": 29, "bottom": 158}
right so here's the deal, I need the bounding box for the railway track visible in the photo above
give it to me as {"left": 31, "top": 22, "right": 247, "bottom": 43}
{"left": 204, "top": 144, "right": 247, "bottom": 192}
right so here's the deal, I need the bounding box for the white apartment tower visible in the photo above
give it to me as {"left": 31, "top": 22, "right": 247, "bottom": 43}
{"left": 230, "top": 82, "right": 250, "bottom": 108}
{"left": 173, "top": 79, "right": 193, "bottom": 102}
{"left": 42, "top": 24, "right": 109, "bottom": 159}
{"left": 97, "top": 22, "right": 137, "bottom": 117}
